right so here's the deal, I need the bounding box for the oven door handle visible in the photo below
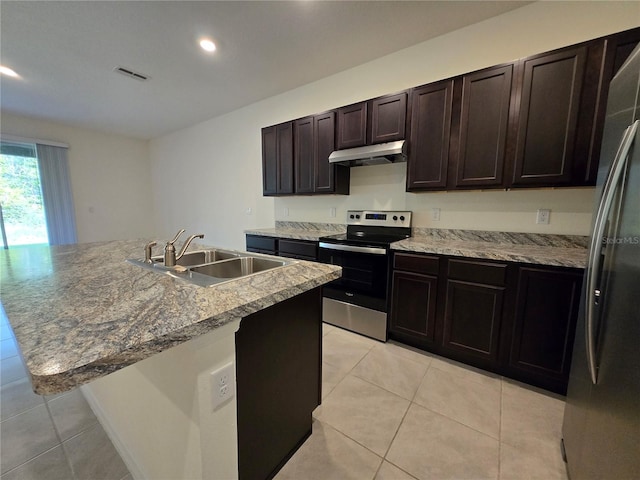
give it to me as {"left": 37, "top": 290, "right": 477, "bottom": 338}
{"left": 319, "top": 242, "right": 387, "bottom": 255}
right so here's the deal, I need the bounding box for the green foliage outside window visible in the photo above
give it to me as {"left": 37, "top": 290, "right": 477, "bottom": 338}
{"left": 0, "top": 153, "right": 49, "bottom": 245}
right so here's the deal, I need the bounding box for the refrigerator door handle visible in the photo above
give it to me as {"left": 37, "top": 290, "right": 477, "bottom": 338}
{"left": 585, "top": 120, "right": 639, "bottom": 385}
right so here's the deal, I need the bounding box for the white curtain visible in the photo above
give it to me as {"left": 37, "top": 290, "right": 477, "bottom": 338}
{"left": 36, "top": 144, "right": 77, "bottom": 245}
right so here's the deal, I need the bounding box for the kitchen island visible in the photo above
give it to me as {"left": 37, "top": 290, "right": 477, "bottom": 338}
{"left": 0, "top": 240, "right": 341, "bottom": 480}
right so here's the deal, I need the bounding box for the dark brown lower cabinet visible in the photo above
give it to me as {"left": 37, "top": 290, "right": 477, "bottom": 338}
{"left": 389, "top": 254, "right": 439, "bottom": 345}
{"left": 390, "top": 270, "right": 438, "bottom": 344}
{"left": 388, "top": 252, "right": 583, "bottom": 394}
{"left": 506, "top": 266, "right": 582, "bottom": 393}
{"left": 245, "top": 234, "right": 277, "bottom": 255}
{"left": 236, "top": 288, "right": 322, "bottom": 480}
{"left": 278, "top": 239, "right": 318, "bottom": 261}
{"left": 442, "top": 280, "right": 504, "bottom": 366}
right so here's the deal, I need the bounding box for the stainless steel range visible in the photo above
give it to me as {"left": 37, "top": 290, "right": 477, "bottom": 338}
{"left": 318, "top": 210, "right": 411, "bottom": 341}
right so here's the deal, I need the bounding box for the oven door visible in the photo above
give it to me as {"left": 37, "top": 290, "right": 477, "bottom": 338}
{"left": 318, "top": 242, "right": 388, "bottom": 312}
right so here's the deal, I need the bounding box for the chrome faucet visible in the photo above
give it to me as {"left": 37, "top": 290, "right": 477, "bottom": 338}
{"left": 164, "top": 229, "right": 204, "bottom": 267}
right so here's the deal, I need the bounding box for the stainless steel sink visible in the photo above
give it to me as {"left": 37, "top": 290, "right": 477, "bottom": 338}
{"left": 190, "top": 257, "right": 288, "bottom": 279}
{"left": 150, "top": 249, "right": 241, "bottom": 267}
{"left": 127, "top": 247, "right": 296, "bottom": 287}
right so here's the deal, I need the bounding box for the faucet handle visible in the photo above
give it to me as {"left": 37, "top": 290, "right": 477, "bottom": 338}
{"left": 144, "top": 241, "right": 157, "bottom": 263}
{"left": 168, "top": 228, "right": 186, "bottom": 246}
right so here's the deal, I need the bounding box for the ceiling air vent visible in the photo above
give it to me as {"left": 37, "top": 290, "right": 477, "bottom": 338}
{"left": 113, "top": 66, "right": 150, "bottom": 81}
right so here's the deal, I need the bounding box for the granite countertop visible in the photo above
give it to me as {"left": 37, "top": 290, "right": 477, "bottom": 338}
{"left": 0, "top": 240, "right": 341, "bottom": 394}
{"left": 247, "top": 223, "right": 589, "bottom": 269}
{"left": 245, "top": 221, "right": 346, "bottom": 241}
{"left": 391, "top": 229, "right": 588, "bottom": 268}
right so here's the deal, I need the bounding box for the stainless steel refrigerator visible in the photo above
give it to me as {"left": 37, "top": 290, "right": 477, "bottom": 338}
{"left": 561, "top": 44, "right": 640, "bottom": 478}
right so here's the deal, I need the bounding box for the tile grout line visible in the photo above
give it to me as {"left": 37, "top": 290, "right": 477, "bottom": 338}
{"left": 0, "top": 444, "right": 63, "bottom": 478}
{"left": 43, "top": 387, "right": 78, "bottom": 480}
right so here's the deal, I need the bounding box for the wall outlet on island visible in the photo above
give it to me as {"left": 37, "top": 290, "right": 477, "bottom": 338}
{"left": 211, "top": 362, "right": 235, "bottom": 410}
{"left": 431, "top": 208, "right": 441, "bottom": 221}
{"left": 283, "top": 207, "right": 289, "bottom": 217}
{"left": 536, "top": 209, "right": 551, "bottom": 225}
{"left": 330, "top": 207, "right": 336, "bottom": 218}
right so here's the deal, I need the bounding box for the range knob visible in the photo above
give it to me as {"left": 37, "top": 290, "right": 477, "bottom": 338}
{"left": 350, "top": 214, "right": 355, "bottom": 219}
{"left": 356, "top": 214, "right": 361, "bottom": 219}
{"left": 393, "top": 215, "right": 398, "bottom": 221}
{"left": 400, "top": 215, "right": 405, "bottom": 221}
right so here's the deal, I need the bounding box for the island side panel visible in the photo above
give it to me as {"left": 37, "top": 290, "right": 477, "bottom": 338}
{"left": 235, "top": 287, "right": 322, "bottom": 480}
{"left": 82, "top": 319, "right": 242, "bottom": 480}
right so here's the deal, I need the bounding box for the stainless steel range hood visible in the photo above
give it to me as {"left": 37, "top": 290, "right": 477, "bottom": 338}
{"left": 328, "top": 140, "right": 406, "bottom": 167}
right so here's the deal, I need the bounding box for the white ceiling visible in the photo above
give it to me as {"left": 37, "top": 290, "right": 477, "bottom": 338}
{"left": 0, "top": 1, "right": 530, "bottom": 140}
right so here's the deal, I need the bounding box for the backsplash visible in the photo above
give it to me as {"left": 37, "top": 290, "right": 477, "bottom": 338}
{"left": 275, "top": 221, "right": 346, "bottom": 233}
{"left": 411, "top": 228, "right": 589, "bottom": 248}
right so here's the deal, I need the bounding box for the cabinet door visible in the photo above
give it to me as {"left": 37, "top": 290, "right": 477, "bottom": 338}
{"left": 277, "top": 122, "right": 294, "bottom": 194}
{"left": 512, "top": 46, "right": 587, "bottom": 186}
{"left": 246, "top": 235, "right": 277, "bottom": 255}
{"left": 314, "top": 111, "right": 337, "bottom": 193}
{"left": 294, "top": 117, "right": 314, "bottom": 194}
{"left": 278, "top": 239, "right": 318, "bottom": 261}
{"left": 390, "top": 271, "right": 438, "bottom": 343}
{"left": 443, "top": 279, "right": 505, "bottom": 364}
{"left": 337, "top": 102, "right": 367, "bottom": 149}
{"left": 370, "top": 92, "right": 407, "bottom": 144}
{"left": 454, "top": 65, "right": 513, "bottom": 188}
{"left": 584, "top": 28, "right": 640, "bottom": 185}
{"left": 406, "top": 80, "right": 454, "bottom": 190}
{"left": 508, "top": 267, "right": 582, "bottom": 392}
{"left": 262, "top": 126, "right": 278, "bottom": 195}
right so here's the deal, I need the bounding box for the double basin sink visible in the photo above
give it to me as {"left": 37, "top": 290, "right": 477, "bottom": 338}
{"left": 127, "top": 248, "right": 295, "bottom": 287}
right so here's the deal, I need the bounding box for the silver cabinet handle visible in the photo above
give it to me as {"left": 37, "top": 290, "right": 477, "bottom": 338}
{"left": 319, "top": 242, "right": 387, "bottom": 255}
{"left": 585, "top": 120, "right": 639, "bottom": 385}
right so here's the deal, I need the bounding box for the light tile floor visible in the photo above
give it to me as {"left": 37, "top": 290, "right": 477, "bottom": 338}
{"left": 0, "top": 305, "right": 131, "bottom": 480}
{"left": 2, "top": 304, "right": 568, "bottom": 480}
{"left": 276, "top": 323, "right": 569, "bottom": 480}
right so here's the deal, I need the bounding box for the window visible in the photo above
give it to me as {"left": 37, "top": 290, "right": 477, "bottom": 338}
{"left": 0, "top": 142, "right": 48, "bottom": 246}
{"left": 0, "top": 140, "right": 77, "bottom": 247}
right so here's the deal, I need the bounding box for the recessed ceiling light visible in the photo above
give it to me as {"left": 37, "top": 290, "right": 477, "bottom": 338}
{"left": 0, "top": 65, "right": 19, "bottom": 77}
{"left": 199, "top": 39, "right": 216, "bottom": 53}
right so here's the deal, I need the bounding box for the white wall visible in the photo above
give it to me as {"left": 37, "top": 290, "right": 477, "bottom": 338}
{"left": 149, "top": 2, "right": 640, "bottom": 249}
{"left": 1, "top": 113, "right": 155, "bottom": 243}
{"left": 83, "top": 319, "right": 241, "bottom": 480}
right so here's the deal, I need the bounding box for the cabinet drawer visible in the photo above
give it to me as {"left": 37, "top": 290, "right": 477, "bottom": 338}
{"left": 394, "top": 253, "right": 439, "bottom": 275}
{"left": 447, "top": 259, "right": 507, "bottom": 286}
{"left": 278, "top": 239, "right": 318, "bottom": 260}
{"left": 246, "top": 235, "right": 277, "bottom": 253}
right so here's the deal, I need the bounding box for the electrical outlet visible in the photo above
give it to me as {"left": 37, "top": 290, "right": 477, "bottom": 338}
{"left": 330, "top": 207, "right": 336, "bottom": 218}
{"left": 536, "top": 209, "right": 551, "bottom": 225}
{"left": 211, "top": 362, "right": 235, "bottom": 410}
{"left": 431, "top": 208, "right": 441, "bottom": 221}
{"left": 283, "top": 207, "right": 289, "bottom": 217}
{"left": 245, "top": 207, "right": 252, "bottom": 215}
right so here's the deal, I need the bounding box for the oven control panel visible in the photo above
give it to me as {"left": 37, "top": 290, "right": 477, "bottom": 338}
{"left": 346, "top": 210, "right": 412, "bottom": 228}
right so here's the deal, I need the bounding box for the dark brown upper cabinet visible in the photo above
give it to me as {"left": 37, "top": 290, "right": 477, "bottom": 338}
{"left": 452, "top": 64, "right": 515, "bottom": 188}
{"left": 262, "top": 122, "right": 293, "bottom": 196}
{"left": 583, "top": 27, "right": 640, "bottom": 185}
{"left": 336, "top": 103, "right": 367, "bottom": 149}
{"left": 294, "top": 116, "right": 314, "bottom": 194}
{"left": 370, "top": 93, "right": 407, "bottom": 144}
{"left": 314, "top": 112, "right": 349, "bottom": 194}
{"left": 337, "top": 92, "right": 407, "bottom": 150}
{"left": 294, "top": 111, "right": 349, "bottom": 195}
{"left": 510, "top": 45, "right": 588, "bottom": 186}
{"left": 406, "top": 80, "right": 454, "bottom": 190}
